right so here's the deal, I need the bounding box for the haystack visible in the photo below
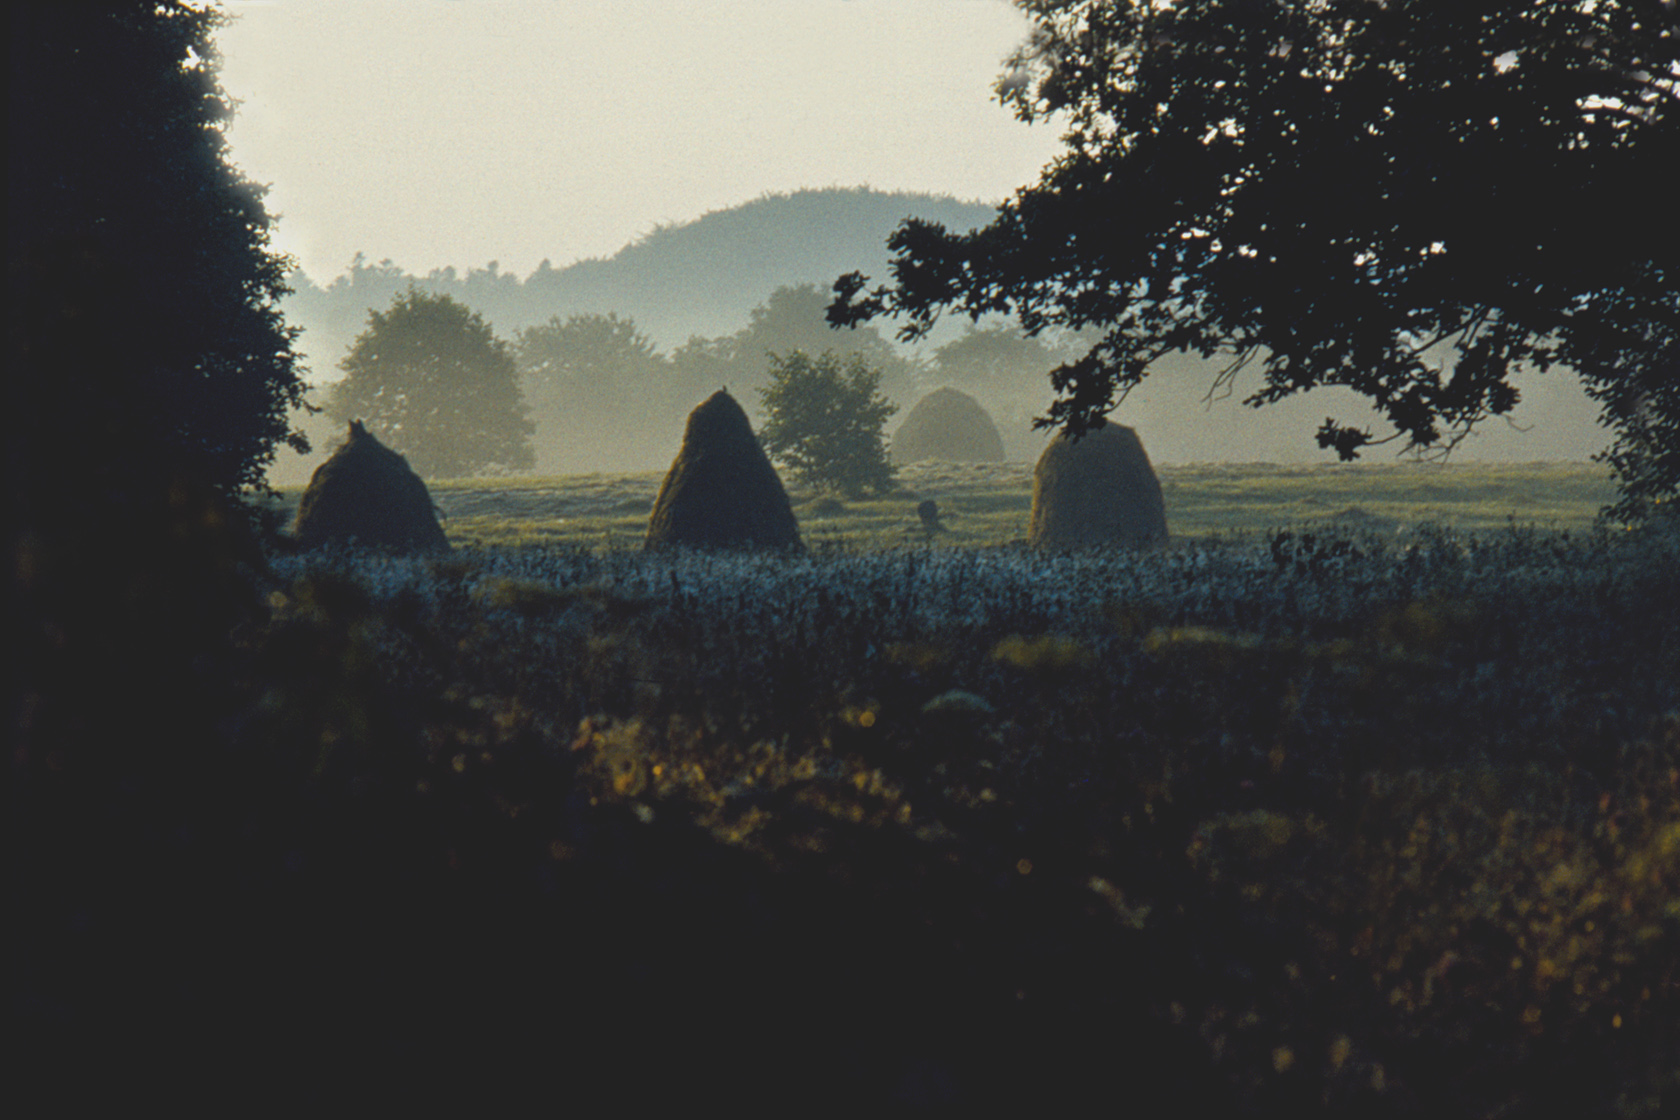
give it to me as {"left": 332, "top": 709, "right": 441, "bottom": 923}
{"left": 291, "top": 421, "right": 449, "bottom": 552}
{"left": 645, "top": 390, "right": 803, "bottom": 551}
{"left": 890, "top": 387, "right": 1006, "bottom": 464}
{"left": 1029, "top": 422, "right": 1168, "bottom": 549}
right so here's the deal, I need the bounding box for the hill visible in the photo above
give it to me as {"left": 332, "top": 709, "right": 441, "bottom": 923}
{"left": 281, "top": 186, "right": 998, "bottom": 381}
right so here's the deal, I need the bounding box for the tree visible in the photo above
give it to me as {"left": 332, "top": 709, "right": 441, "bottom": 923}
{"left": 329, "top": 288, "right": 534, "bottom": 478}
{"left": 832, "top": 0, "right": 1680, "bottom": 521}
{"left": 931, "top": 322, "right": 1078, "bottom": 399}
{"left": 7, "top": 1, "right": 308, "bottom": 503}
{"left": 518, "top": 313, "right": 665, "bottom": 413}
{"left": 757, "top": 350, "right": 898, "bottom": 498}
{"left": 670, "top": 284, "right": 924, "bottom": 408}
{"left": 515, "top": 312, "right": 673, "bottom": 474}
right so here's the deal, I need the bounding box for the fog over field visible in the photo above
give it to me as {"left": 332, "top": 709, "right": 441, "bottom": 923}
{"left": 213, "top": 3, "right": 1608, "bottom": 487}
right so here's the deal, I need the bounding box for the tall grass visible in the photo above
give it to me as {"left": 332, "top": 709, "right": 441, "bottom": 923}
{"left": 246, "top": 507, "right": 1680, "bottom": 1113}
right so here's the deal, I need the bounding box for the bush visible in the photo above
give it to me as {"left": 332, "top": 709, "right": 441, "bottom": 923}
{"left": 756, "top": 349, "right": 897, "bottom": 498}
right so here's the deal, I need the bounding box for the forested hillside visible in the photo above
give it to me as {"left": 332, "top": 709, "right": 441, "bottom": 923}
{"left": 282, "top": 187, "right": 997, "bottom": 379}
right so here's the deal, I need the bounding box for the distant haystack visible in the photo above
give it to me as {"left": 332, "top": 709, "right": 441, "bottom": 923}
{"left": 891, "top": 387, "right": 1006, "bottom": 464}
{"left": 291, "top": 421, "right": 449, "bottom": 552}
{"left": 1029, "top": 423, "right": 1168, "bottom": 549}
{"left": 645, "top": 390, "right": 803, "bottom": 551}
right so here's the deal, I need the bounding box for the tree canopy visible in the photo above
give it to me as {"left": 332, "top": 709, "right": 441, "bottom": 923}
{"left": 515, "top": 312, "right": 672, "bottom": 474}
{"left": 329, "top": 289, "right": 534, "bottom": 478}
{"left": 7, "top": 1, "right": 307, "bottom": 503}
{"left": 931, "top": 321, "right": 1086, "bottom": 398}
{"left": 675, "top": 284, "right": 922, "bottom": 408}
{"left": 831, "top": 0, "right": 1680, "bottom": 520}
{"left": 757, "top": 351, "right": 899, "bottom": 498}
{"left": 518, "top": 312, "right": 666, "bottom": 416}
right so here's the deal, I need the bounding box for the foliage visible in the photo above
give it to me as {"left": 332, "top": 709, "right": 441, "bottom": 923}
{"left": 930, "top": 321, "right": 1082, "bottom": 398}
{"left": 517, "top": 312, "right": 666, "bottom": 417}
{"left": 514, "top": 312, "right": 675, "bottom": 474}
{"left": 756, "top": 350, "right": 899, "bottom": 498}
{"left": 670, "top": 283, "right": 923, "bottom": 407}
{"left": 225, "top": 520, "right": 1680, "bottom": 1111}
{"left": 329, "top": 287, "right": 535, "bottom": 478}
{"left": 831, "top": 0, "right": 1680, "bottom": 522}
{"left": 7, "top": 0, "right": 307, "bottom": 504}
{"left": 19, "top": 483, "right": 1680, "bottom": 1106}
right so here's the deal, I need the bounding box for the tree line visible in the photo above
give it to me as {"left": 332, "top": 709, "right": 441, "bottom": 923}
{"left": 321, "top": 281, "right": 1089, "bottom": 482}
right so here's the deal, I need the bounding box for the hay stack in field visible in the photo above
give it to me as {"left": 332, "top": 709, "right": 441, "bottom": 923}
{"left": 645, "top": 390, "right": 803, "bottom": 551}
{"left": 291, "top": 421, "right": 450, "bottom": 552}
{"left": 891, "top": 387, "right": 1007, "bottom": 465}
{"left": 1029, "top": 422, "right": 1168, "bottom": 548}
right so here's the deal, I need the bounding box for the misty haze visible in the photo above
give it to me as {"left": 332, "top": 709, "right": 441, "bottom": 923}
{"left": 267, "top": 187, "right": 1608, "bottom": 489}
{"left": 17, "top": 3, "right": 1676, "bottom": 1113}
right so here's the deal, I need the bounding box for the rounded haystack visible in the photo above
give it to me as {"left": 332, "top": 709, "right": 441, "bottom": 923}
{"left": 291, "top": 421, "right": 450, "bottom": 552}
{"left": 890, "top": 387, "right": 1006, "bottom": 464}
{"left": 646, "top": 391, "right": 803, "bottom": 551}
{"left": 1029, "top": 423, "right": 1168, "bottom": 549}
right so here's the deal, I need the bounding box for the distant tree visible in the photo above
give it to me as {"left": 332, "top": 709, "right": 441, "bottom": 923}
{"left": 517, "top": 313, "right": 667, "bottom": 418}
{"left": 329, "top": 288, "right": 534, "bottom": 478}
{"left": 670, "top": 284, "right": 923, "bottom": 408}
{"left": 833, "top": 0, "right": 1680, "bottom": 521}
{"left": 931, "top": 322, "right": 1083, "bottom": 398}
{"left": 666, "top": 334, "right": 739, "bottom": 402}
{"left": 8, "top": 0, "right": 307, "bottom": 503}
{"left": 515, "top": 312, "right": 674, "bottom": 473}
{"left": 757, "top": 351, "right": 898, "bottom": 498}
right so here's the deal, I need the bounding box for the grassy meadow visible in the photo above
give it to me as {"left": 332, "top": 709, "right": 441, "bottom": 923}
{"left": 188, "top": 459, "right": 1679, "bottom": 1114}
{"left": 270, "top": 459, "right": 1619, "bottom": 550}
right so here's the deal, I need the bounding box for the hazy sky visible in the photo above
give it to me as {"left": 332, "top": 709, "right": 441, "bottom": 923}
{"left": 214, "top": 0, "right": 1064, "bottom": 284}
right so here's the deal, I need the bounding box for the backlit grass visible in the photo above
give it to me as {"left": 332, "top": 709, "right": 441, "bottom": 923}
{"left": 267, "top": 459, "right": 1617, "bottom": 550}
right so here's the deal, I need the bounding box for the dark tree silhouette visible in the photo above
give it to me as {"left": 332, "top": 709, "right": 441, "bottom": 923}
{"left": 832, "top": 0, "right": 1680, "bottom": 520}
{"left": 7, "top": 1, "right": 307, "bottom": 504}
{"left": 9, "top": 5, "right": 312, "bottom": 1069}
{"left": 329, "top": 288, "right": 535, "bottom": 478}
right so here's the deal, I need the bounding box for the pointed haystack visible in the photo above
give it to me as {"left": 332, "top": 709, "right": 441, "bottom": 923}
{"left": 646, "top": 391, "right": 803, "bottom": 551}
{"left": 1029, "top": 422, "right": 1168, "bottom": 549}
{"left": 291, "top": 421, "right": 450, "bottom": 552}
{"left": 890, "top": 387, "right": 1006, "bottom": 464}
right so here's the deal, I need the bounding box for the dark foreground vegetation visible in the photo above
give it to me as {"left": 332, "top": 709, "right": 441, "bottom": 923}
{"left": 16, "top": 492, "right": 1679, "bottom": 1115}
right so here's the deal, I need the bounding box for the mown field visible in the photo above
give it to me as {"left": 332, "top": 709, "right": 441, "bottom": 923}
{"left": 269, "top": 459, "right": 1620, "bottom": 549}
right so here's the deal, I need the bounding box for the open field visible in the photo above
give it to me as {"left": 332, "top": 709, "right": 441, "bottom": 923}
{"left": 268, "top": 460, "right": 1619, "bottom": 549}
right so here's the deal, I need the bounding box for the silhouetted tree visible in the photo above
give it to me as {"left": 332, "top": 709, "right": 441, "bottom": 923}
{"left": 329, "top": 288, "right": 534, "bottom": 478}
{"left": 9, "top": 4, "right": 310, "bottom": 1057}
{"left": 7, "top": 1, "right": 307, "bottom": 504}
{"left": 832, "top": 0, "right": 1680, "bottom": 521}
{"left": 758, "top": 350, "right": 898, "bottom": 498}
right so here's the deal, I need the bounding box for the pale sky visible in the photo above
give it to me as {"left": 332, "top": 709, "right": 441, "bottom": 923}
{"left": 213, "top": 0, "right": 1065, "bottom": 284}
